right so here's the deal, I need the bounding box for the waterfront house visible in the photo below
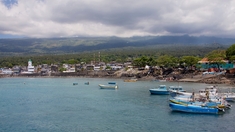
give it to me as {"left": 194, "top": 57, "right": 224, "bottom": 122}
{"left": 63, "top": 64, "right": 75, "bottom": 73}
{"left": 12, "top": 66, "right": 21, "bottom": 75}
{"left": 51, "top": 65, "right": 58, "bottom": 73}
{"left": 198, "top": 58, "right": 234, "bottom": 71}
{"left": 86, "top": 65, "right": 94, "bottom": 71}
{"left": 1, "top": 68, "right": 13, "bottom": 74}
{"left": 94, "top": 65, "right": 101, "bottom": 71}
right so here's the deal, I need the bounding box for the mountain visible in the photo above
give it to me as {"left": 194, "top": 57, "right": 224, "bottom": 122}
{"left": 0, "top": 35, "right": 235, "bottom": 55}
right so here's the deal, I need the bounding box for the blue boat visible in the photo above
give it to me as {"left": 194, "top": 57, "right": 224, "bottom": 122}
{"left": 169, "top": 97, "right": 227, "bottom": 114}
{"left": 149, "top": 85, "right": 185, "bottom": 95}
{"left": 169, "top": 102, "right": 223, "bottom": 114}
{"left": 149, "top": 85, "right": 169, "bottom": 95}
{"left": 73, "top": 82, "right": 78, "bottom": 85}
{"left": 108, "top": 82, "right": 116, "bottom": 84}
{"left": 84, "top": 82, "right": 89, "bottom": 85}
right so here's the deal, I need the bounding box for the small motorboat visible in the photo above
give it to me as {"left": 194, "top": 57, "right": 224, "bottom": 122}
{"left": 99, "top": 84, "right": 118, "bottom": 89}
{"left": 149, "top": 85, "right": 169, "bottom": 95}
{"left": 169, "top": 102, "right": 224, "bottom": 114}
{"left": 84, "top": 82, "right": 89, "bottom": 85}
{"left": 73, "top": 82, "right": 78, "bottom": 85}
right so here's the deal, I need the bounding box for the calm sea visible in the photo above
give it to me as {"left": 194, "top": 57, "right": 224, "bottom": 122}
{"left": 0, "top": 77, "right": 234, "bottom": 132}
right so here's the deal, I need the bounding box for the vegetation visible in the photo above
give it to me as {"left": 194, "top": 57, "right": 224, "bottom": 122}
{"left": 0, "top": 35, "right": 235, "bottom": 69}
{"left": 226, "top": 44, "right": 235, "bottom": 61}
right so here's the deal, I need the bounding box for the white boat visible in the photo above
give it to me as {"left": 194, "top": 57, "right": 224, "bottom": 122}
{"left": 168, "top": 86, "right": 186, "bottom": 97}
{"left": 99, "top": 84, "right": 118, "bottom": 89}
{"left": 222, "top": 93, "right": 235, "bottom": 102}
{"left": 199, "top": 86, "right": 218, "bottom": 98}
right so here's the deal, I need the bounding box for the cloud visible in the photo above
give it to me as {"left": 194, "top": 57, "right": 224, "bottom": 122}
{"left": 0, "top": 0, "right": 235, "bottom": 38}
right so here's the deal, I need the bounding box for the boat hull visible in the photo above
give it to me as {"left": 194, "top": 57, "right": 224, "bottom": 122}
{"left": 99, "top": 84, "right": 118, "bottom": 89}
{"left": 169, "top": 103, "right": 219, "bottom": 114}
{"left": 149, "top": 89, "right": 169, "bottom": 95}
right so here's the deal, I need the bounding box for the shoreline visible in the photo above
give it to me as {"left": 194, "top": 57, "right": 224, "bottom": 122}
{"left": 1, "top": 71, "right": 235, "bottom": 86}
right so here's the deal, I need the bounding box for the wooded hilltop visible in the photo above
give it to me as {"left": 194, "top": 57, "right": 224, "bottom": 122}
{"left": 1, "top": 36, "right": 235, "bottom": 85}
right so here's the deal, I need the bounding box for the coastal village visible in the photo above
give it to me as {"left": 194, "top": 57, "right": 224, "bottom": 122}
{"left": 1, "top": 58, "right": 235, "bottom": 85}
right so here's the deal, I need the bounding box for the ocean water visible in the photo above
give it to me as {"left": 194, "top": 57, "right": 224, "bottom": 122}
{"left": 0, "top": 77, "right": 235, "bottom": 132}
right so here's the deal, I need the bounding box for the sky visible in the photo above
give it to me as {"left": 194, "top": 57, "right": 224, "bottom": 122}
{"left": 0, "top": 0, "right": 235, "bottom": 38}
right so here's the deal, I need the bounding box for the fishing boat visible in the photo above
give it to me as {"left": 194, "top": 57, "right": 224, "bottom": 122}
{"left": 149, "top": 85, "right": 185, "bottom": 95}
{"left": 99, "top": 84, "right": 118, "bottom": 89}
{"left": 108, "top": 82, "right": 116, "bottom": 84}
{"left": 169, "top": 102, "right": 224, "bottom": 114}
{"left": 149, "top": 85, "right": 169, "bottom": 95}
{"left": 168, "top": 86, "right": 186, "bottom": 97}
{"left": 73, "top": 82, "right": 78, "bottom": 85}
{"left": 170, "top": 85, "right": 232, "bottom": 110}
{"left": 84, "top": 82, "right": 89, "bottom": 85}
{"left": 223, "top": 93, "right": 235, "bottom": 102}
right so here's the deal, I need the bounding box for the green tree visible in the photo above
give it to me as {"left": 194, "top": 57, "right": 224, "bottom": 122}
{"left": 181, "top": 56, "right": 201, "bottom": 68}
{"left": 226, "top": 44, "right": 235, "bottom": 61}
{"left": 67, "top": 59, "right": 78, "bottom": 64}
{"left": 132, "top": 56, "right": 156, "bottom": 67}
{"left": 133, "top": 56, "right": 148, "bottom": 67}
{"left": 156, "top": 55, "right": 178, "bottom": 68}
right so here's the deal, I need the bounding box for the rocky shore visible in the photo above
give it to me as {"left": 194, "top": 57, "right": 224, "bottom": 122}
{"left": 1, "top": 68, "right": 235, "bottom": 85}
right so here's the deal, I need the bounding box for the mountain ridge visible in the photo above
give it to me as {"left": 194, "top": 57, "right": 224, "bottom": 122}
{"left": 0, "top": 35, "right": 234, "bottom": 55}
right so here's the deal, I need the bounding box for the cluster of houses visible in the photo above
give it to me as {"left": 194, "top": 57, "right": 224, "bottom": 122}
{"left": 0, "top": 59, "right": 131, "bottom": 76}
{"left": 1, "top": 58, "right": 235, "bottom": 76}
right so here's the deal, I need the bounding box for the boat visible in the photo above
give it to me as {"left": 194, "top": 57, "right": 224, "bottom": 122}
{"left": 149, "top": 85, "right": 169, "bottom": 95}
{"left": 169, "top": 98, "right": 229, "bottom": 109}
{"left": 149, "top": 85, "right": 186, "bottom": 95}
{"left": 169, "top": 97, "right": 227, "bottom": 114}
{"left": 198, "top": 86, "right": 218, "bottom": 98}
{"left": 124, "top": 78, "right": 137, "bottom": 82}
{"left": 223, "top": 93, "right": 235, "bottom": 102}
{"left": 84, "top": 82, "right": 89, "bottom": 85}
{"left": 73, "top": 82, "right": 78, "bottom": 85}
{"left": 99, "top": 84, "right": 118, "bottom": 89}
{"left": 169, "top": 102, "right": 224, "bottom": 114}
{"left": 170, "top": 86, "right": 232, "bottom": 109}
{"left": 108, "top": 82, "right": 116, "bottom": 84}
{"left": 168, "top": 86, "right": 186, "bottom": 97}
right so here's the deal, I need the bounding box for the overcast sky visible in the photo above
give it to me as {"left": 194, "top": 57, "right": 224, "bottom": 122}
{"left": 0, "top": 0, "right": 235, "bottom": 38}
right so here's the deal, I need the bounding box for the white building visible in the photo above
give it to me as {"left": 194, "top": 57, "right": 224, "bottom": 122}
{"left": 27, "top": 59, "right": 35, "bottom": 72}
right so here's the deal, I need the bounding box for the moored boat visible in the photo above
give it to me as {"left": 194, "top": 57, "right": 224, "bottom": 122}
{"left": 149, "top": 85, "right": 186, "bottom": 95}
{"left": 108, "top": 82, "right": 116, "bottom": 84}
{"left": 223, "top": 93, "right": 235, "bottom": 102}
{"left": 149, "top": 85, "right": 169, "bottom": 95}
{"left": 84, "top": 82, "right": 89, "bottom": 85}
{"left": 169, "top": 102, "right": 223, "bottom": 114}
{"left": 73, "top": 82, "right": 78, "bottom": 85}
{"left": 168, "top": 86, "right": 186, "bottom": 97}
{"left": 99, "top": 84, "right": 118, "bottom": 89}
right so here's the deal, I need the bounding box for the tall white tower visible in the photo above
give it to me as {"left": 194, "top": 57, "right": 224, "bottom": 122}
{"left": 27, "top": 59, "right": 35, "bottom": 72}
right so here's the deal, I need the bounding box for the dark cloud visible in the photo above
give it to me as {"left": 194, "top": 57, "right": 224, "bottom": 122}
{"left": 0, "top": 0, "right": 235, "bottom": 38}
